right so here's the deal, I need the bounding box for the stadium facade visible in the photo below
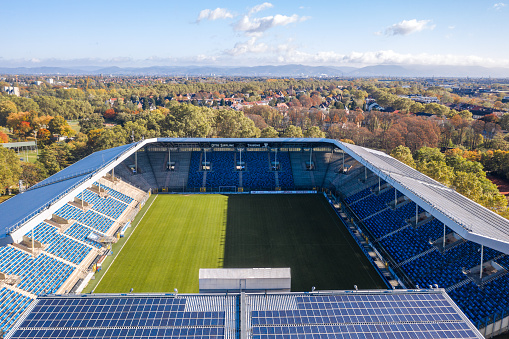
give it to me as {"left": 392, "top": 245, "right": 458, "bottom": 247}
{"left": 0, "top": 138, "right": 508, "bottom": 337}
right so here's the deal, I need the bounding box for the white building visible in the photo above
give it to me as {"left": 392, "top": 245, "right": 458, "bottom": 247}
{"left": 2, "top": 86, "right": 20, "bottom": 96}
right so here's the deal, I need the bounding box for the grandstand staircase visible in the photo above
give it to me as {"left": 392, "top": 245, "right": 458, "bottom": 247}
{"left": 144, "top": 148, "right": 160, "bottom": 188}
{"left": 445, "top": 277, "right": 475, "bottom": 292}
{"left": 0, "top": 283, "right": 36, "bottom": 299}
{"left": 43, "top": 251, "right": 78, "bottom": 269}
{"left": 362, "top": 206, "right": 390, "bottom": 222}
{"left": 162, "top": 152, "right": 191, "bottom": 190}
{"left": 289, "top": 152, "right": 315, "bottom": 188}
{"left": 274, "top": 171, "right": 280, "bottom": 188}
{"left": 395, "top": 247, "right": 438, "bottom": 268}
{"left": 375, "top": 224, "right": 411, "bottom": 242}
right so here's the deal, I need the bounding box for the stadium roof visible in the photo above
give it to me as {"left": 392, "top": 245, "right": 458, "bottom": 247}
{"left": 0, "top": 143, "right": 138, "bottom": 237}
{"left": 339, "top": 142, "right": 509, "bottom": 255}
{"left": 1, "top": 137, "right": 508, "bottom": 254}
{"left": 6, "top": 289, "right": 483, "bottom": 339}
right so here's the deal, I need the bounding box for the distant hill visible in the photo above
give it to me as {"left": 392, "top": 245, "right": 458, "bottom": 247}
{"left": 1, "top": 64, "right": 509, "bottom": 78}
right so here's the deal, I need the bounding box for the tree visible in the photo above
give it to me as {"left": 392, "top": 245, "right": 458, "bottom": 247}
{"left": 390, "top": 145, "right": 416, "bottom": 168}
{"left": 414, "top": 146, "right": 445, "bottom": 163}
{"left": 162, "top": 104, "right": 212, "bottom": 138}
{"left": 48, "top": 116, "right": 67, "bottom": 135}
{"left": 37, "top": 128, "right": 51, "bottom": 145}
{"left": 0, "top": 146, "right": 22, "bottom": 194}
{"left": 303, "top": 126, "right": 325, "bottom": 138}
{"left": 499, "top": 113, "right": 509, "bottom": 130}
{"left": 282, "top": 125, "right": 303, "bottom": 138}
{"left": 79, "top": 113, "right": 104, "bottom": 134}
{"left": 0, "top": 130, "right": 8, "bottom": 143}
{"left": 21, "top": 162, "right": 48, "bottom": 187}
{"left": 416, "top": 160, "right": 455, "bottom": 186}
{"left": 103, "top": 108, "right": 117, "bottom": 119}
{"left": 38, "top": 147, "right": 60, "bottom": 175}
{"left": 260, "top": 126, "right": 279, "bottom": 138}
{"left": 214, "top": 110, "right": 260, "bottom": 138}
{"left": 452, "top": 171, "right": 481, "bottom": 201}
{"left": 0, "top": 100, "right": 17, "bottom": 126}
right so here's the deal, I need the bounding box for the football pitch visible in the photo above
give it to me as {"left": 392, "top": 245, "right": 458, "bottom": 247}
{"left": 94, "top": 194, "right": 386, "bottom": 293}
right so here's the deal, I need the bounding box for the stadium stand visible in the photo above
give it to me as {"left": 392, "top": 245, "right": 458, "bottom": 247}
{"left": 204, "top": 151, "right": 239, "bottom": 188}
{"left": 0, "top": 170, "right": 145, "bottom": 334}
{"left": 54, "top": 204, "right": 114, "bottom": 234}
{"left": 0, "top": 246, "right": 74, "bottom": 295}
{"left": 186, "top": 150, "right": 295, "bottom": 190}
{"left": 342, "top": 183, "right": 509, "bottom": 328}
{"left": 24, "top": 222, "right": 92, "bottom": 265}
{"left": 269, "top": 151, "right": 294, "bottom": 189}
{"left": 63, "top": 223, "right": 102, "bottom": 248}
{"left": 241, "top": 151, "right": 275, "bottom": 189}
{"left": 0, "top": 287, "right": 33, "bottom": 334}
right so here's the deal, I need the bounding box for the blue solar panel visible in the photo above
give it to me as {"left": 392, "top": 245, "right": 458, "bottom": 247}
{"left": 8, "top": 295, "right": 235, "bottom": 339}
{"left": 247, "top": 292, "right": 483, "bottom": 339}
{"left": 6, "top": 291, "right": 482, "bottom": 339}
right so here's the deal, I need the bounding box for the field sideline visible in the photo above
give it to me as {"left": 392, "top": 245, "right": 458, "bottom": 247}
{"left": 94, "top": 194, "right": 386, "bottom": 293}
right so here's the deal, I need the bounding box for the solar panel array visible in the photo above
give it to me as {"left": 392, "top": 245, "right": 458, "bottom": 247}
{"left": 246, "top": 291, "right": 483, "bottom": 339}
{"left": 6, "top": 290, "right": 482, "bottom": 339}
{"left": 7, "top": 294, "right": 238, "bottom": 339}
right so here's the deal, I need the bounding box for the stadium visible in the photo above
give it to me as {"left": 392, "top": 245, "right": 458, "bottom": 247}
{"left": 0, "top": 137, "right": 507, "bottom": 338}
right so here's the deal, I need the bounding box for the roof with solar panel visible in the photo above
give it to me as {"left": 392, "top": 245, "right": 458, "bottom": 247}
{"left": 5, "top": 289, "right": 483, "bottom": 339}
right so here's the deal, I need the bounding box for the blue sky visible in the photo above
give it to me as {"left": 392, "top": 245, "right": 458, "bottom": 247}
{"left": 1, "top": 0, "right": 508, "bottom": 67}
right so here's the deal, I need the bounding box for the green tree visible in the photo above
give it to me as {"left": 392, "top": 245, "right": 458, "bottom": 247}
{"left": 416, "top": 160, "right": 455, "bottom": 186}
{"left": 38, "top": 147, "right": 61, "bottom": 175}
{"left": 260, "top": 126, "right": 279, "bottom": 138}
{"left": 499, "top": 113, "right": 509, "bottom": 130}
{"left": 162, "top": 104, "right": 212, "bottom": 138}
{"left": 282, "top": 125, "right": 303, "bottom": 138}
{"left": 0, "top": 146, "right": 22, "bottom": 195}
{"left": 0, "top": 100, "right": 18, "bottom": 126}
{"left": 79, "top": 113, "right": 104, "bottom": 134}
{"left": 414, "top": 147, "right": 445, "bottom": 164}
{"left": 214, "top": 109, "right": 260, "bottom": 138}
{"left": 21, "top": 162, "right": 48, "bottom": 187}
{"left": 390, "top": 145, "right": 416, "bottom": 168}
{"left": 303, "top": 126, "right": 325, "bottom": 138}
{"left": 48, "top": 116, "right": 67, "bottom": 135}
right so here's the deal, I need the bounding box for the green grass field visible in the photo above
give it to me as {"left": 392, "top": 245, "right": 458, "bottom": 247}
{"left": 94, "top": 194, "right": 386, "bottom": 294}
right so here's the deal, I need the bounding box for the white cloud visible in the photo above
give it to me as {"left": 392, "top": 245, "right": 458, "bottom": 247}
{"left": 493, "top": 2, "right": 507, "bottom": 10}
{"left": 248, "top": 2, "right": 273, "bottom": 15}
{"left": 196, "top": 8, "right": 233, "bottom": 22}
{"left": 381, "top": 19, "right": 434, "bottom": 36}
{"left": 234, "top": 14, "right": 305, "bottom": 36}
{"left": 226, "top": 38, "right": 268, "bottom": 56}
{"left": 273, "top": 49, "right": 509, "bottom": 67}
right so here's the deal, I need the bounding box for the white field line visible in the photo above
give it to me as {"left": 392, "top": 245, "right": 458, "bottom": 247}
{"left": 91, "top": 194, "right": 158, "bottom": 293}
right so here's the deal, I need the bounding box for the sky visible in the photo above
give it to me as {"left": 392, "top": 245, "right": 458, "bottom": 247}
{"left": 1, "top": 0, "right": 508, "bottom": 68}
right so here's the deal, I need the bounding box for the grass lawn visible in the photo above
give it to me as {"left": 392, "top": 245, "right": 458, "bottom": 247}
{"left": 94, "top": 194, "right": 385, "bottom": 294}
{"left": 93, "top": 194, "right": 227, "bottom": 294}
{"left": 67, "top": 120, "right": 81, "bottom": 133}
{"left": 223, "top": 194, "right": 385, "bottom": 291}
